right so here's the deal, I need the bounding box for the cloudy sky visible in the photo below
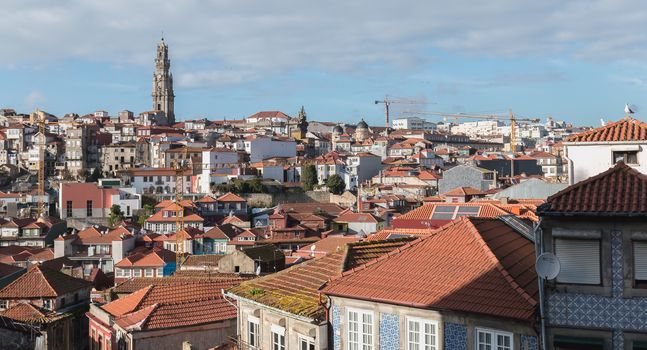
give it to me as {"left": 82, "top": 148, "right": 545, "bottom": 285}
{"left": 2, "top": 0, "right": 647, "bottom": 125}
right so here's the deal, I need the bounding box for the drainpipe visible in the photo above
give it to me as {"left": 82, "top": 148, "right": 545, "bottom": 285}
{"left": 534, "top": 219, "right": 547, "bottom": 350}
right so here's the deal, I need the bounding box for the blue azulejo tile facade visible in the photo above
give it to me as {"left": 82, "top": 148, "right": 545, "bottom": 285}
{"left": 379, "top": 313, "right": 400, "bottom": 350}
{"left": 444, "top": 322, "right": 467, "bottom": 350}
{"left": 332, "top": 305, "right": 341, "bottom": 350}
{"left": 546, "top": 231, "right": 647, "bottom": 350}
{"left": 520, "top": 334, "right": 539, "bottom": 350}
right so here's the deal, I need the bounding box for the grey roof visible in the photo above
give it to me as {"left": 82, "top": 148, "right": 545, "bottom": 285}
{"left": 493, "top": 178, "right": 568, "bottom": 200}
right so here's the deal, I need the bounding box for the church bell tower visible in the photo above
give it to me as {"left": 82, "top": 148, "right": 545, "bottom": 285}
{"left": 152, "top": 37, "right": 175, "bottom": 125}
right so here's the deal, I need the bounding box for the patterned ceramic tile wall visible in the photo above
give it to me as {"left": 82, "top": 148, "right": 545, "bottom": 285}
{"left": 444, "top": 322, "right": 468, "bottom": 350}
{"left": 332, "top": 305, "right": 341, "bottom": 350}
{"left": 520, "top": 335, "right": 538, "bottom": 350}
{"left": 547, "top": 230, "right": 647, "bottom": 347}
{"left": 379, "top": 313, "right": 400, "bottom": 350}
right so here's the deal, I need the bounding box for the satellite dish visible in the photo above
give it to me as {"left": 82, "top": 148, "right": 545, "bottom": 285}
{"left": 536, "top": 252, "right": 561, "bottom": 280}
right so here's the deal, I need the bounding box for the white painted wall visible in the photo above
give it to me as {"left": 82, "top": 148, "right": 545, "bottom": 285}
{"left": 565, "top": 143, "right": 647, "bottom": 184}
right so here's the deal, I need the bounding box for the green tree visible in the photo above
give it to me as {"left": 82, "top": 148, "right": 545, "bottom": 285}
{"left": 326, "top": 174, "right": 346, "bottom": 195}
{"left": 137, "top": 204, "right": 154, "bottom": 227}
{"left": 301, "top": 164, "right": 318, "bottom": 191}
{"left": 108, "top": 204, "right": 124, "bottom": 226}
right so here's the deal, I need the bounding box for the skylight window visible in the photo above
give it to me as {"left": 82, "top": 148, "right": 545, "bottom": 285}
{"left": 430, "top": 205, "right": 481, "bottom": 220}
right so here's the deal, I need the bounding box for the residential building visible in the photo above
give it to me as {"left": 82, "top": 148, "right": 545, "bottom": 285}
{"left": 345, "top": 152, "right": 382, "bottom": 190}
{"left": 322, "top": 217, "right": 539, "bottom": 350}
{"left": 127, "top": 167, "right": 192, "bottom": 195}
{"left": 100, "top": 142, "right": 136, "bottom": 175}
{"left": 59, "top": 182, "right": 141, "bottom": 226}
{"left": 218, "top": 244, "right": 285, "bottom": 274}
{"left": 87, "top": 281, "right": 239, "bottom": 350}
{"left": 144, "top": 202, "right": 204, "bottom": 234}
{"left": 225, "top": 239, "right": 413, "bottom": 350}
{"left": 332, "top": 211, "right": 385, "bottom": 235}
{"left": 113, "top": 248, "right": 176, "bottom": 284}
{"left": 0, "top": 265, "right": 93, "bottom": 350}
{"left": 0, "top": 216, "right": 67, "bottom": 248}
{"left": 244, "top": 136, "right": 297, "bottom": 163}
{"left": 536, "top": 162, "right": 647, "bottom": 349}
{"left": 564, "top": 116, "right": 647, "bottom": 184}
{"left": 54, "top": 226, "right": 136, "bottom": 277}
{"left": 391, "top": 116, "right": 436, "bottom": 131}
{"left": 438, "top": 164, "right": 495, "bottom": 193}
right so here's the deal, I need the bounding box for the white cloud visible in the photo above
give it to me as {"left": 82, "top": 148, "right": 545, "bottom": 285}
{"left": 25, "top": 90, "right": 45, "bottom": 108}
{"left": 2, "top": 0, "right": 647, "bottom": 87}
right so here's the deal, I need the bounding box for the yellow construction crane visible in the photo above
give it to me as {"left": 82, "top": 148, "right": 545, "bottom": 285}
{"left": 35, "top": 111, "right": 78, "bottom": 217}
{"left": 374, "top": 96, "right": 426, "bottom": 129}
{"left": 173, "top": 146, "right": 191, "bottom": 269}
{"left": 406, "top": 110, "right": 540, "bottom": 151}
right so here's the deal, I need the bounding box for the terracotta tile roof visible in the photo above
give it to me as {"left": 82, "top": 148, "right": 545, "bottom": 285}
{"left": 75, "top": 226, "right": 132, "bottom": 244}
{"left": 0, "top": 302, "right": 60, "bottom": 323}
{"left": 393, "top": 203, "right": 511, "bottom": 229}
{"left": 343, "top": 238, "right": 416, "bottom": 270}
{"left": 566, "top": 116, "right": 647, "bottom": 142}
{"left": 227, "top": 239, "right": 412, "bottom": 321}
{"left": 367, "top": 228, "right": 436, "bottom": 241}
{"left": 115, "top": 249, "right": 176, "bottom": 268}
{"left": 539, "top": 162, "right": 647, "bottom": 215}
{"left": 195, "top": 195, "right": 217, "bottom": 203}
{"left": 216, "top": 192, "right": 246, "bottom": 202}
{"left": 0, "top": 262, "right": 22, "bottom": 279}
{"left": 104, "top": 283, "right": 238, "bottom": 331}
{"left": 333, "top": 212, "right": 382, "bottom": 224}
{"left": 443, "top": 186, "right": 484, "bottom": 196}
{"left": 183, "top": 254, "right": 225, "bottom": 267}
{"left": 112, "top": 273, "right": 252, "bottom": 294}
{"left": 296, "top": 236, "right": 360, "bottom": 255}
{"left": 0, "top": 265, "right": 92, "bottom": 298}
{"left": 322, "top": 217, "right": 537, "bottom": 321}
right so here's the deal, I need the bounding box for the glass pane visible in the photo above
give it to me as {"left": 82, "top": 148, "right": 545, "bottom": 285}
{"left": 431, "top": 213, "right": 455, "bottom": 220}
{"left": 434, "top": 205, "right": 456, "bottom": 212}
{"left": 457, "top": 206, "right": 481, "bottom": 214}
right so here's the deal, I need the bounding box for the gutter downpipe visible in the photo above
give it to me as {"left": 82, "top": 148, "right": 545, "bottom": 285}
{"left": 534, "top": 218, "right": 547, "bottom": 350}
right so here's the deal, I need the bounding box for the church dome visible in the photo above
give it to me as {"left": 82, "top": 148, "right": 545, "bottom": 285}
{"left": 333, "top": 125, "right": 344, "bottom": 134}
{"left": 357, "top": 119, "right": 368, "bottom": 129}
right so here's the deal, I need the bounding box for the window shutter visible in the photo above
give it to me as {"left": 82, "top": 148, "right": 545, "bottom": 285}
{"left": 555, "top": 239, "right": 600, "bottom": 284}
{"left": 634, "top": 241, "right": 647, "bottom": 280}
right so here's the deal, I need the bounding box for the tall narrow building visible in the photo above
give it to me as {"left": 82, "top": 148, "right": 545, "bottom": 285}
{"left": 152, "top": 37, "right": 175, "bottom": 125}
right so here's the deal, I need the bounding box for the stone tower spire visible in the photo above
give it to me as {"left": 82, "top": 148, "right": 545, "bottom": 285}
{"left": 152, "top": 37, "right": 175, "bottom": 125}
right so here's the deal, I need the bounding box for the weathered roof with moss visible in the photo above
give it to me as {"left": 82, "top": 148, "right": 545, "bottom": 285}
{"left": 227, "top": 238, "right": 415, "bottom": 322}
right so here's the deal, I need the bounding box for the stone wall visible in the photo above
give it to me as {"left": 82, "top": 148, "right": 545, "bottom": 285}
{"left": 0, "top": 327, "right": 39, "bottom": 350}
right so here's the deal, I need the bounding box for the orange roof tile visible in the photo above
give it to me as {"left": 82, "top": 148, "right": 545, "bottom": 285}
{"left": 216, "top": 192, "right": 246, "bottom": 202}
{"left": 540, "top": 162, "right": 647, "bottom": 215}
{"left": 0, "top": 265, "right": 91, "bottom": 298}
{"left": 566, "top": 116, "right": 647, "bottom": 142}
{"left": 322, "top": 217, "right": 537, "bottom": 320}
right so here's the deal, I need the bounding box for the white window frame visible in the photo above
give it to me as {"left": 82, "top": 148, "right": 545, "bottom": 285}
{"left": 554, "top": 238, "right": 601, "bottom": 285}
{"left": 156, "top": 267, "right": 164, "bottom": 277}
{"left": 43, "top": 299, "right": 53, "bottom": 310}
{"left": 144, "top": 268, "right": 154, "bottom": 277}
{"left": 248, "top": 315, "right": 260, "bottom": 348}
{"left": 0, "top": 300, "right": 7, "bottom": 310}
{"left": 347, "top": 308, "right": 374, "bottom": 350}
{"left": 271, "top": 324, "right": 286, "bottom": 350}
{"left": 406, "top": 316, "right": 438, "bottom": 350}
{"left": 133, "top": 269, "right": 142, "bottom": 277}
{"left": 299, "top": 335, "right": 316, "bottom": 350}
{"left": 475, "top": 328, "right": 513, "bottom": 350}
{"left": 634, "top": 241, "right": 647, "bottom": 283}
